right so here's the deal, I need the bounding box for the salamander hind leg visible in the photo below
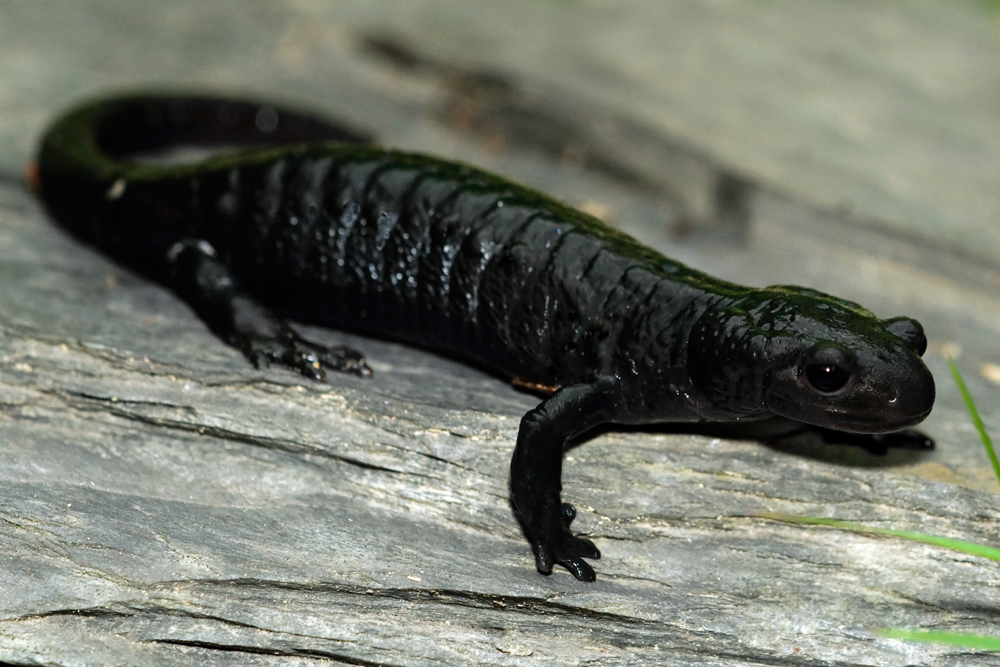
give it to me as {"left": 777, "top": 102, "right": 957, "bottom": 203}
{"left": 510, "top": 380, "right": 620, "bottom": 581}
{"left": 167, "top": 239, "right": 372, "bottom": 381}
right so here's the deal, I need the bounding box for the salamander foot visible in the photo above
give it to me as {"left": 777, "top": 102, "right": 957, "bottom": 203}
{"left": 165, "top": 238, "right": 373, "bottom": 381}
{"left": 244, "top": 331, "right": 372, "bottom": 381}
{"left": 809, "top": 427, "right": 934, "bottom": 455}
{"left": 534, "top": 503, "right": 601, "bottom": 582}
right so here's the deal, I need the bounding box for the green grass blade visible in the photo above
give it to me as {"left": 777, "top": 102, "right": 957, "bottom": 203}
{"left": 758, "top": 513, "right": 1000, "bottom": 562}
{"left": 879, "top": 629, "right": 1000, "bottom": 651}
{"left": 947, "top": 357, "right": 1000, "bottom": 487}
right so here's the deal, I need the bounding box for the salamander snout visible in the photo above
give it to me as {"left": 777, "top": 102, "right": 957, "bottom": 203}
{"left": 687, "top": 289, "right": 935, "bottom": 433}
{"left": 764, "top": 335, "right": 935, "bottom": 434}
{"left": 753, "top": 303, "right": 936, "bottom": 433}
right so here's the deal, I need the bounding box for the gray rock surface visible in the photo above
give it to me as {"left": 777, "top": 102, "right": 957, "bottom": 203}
{"left": 3, "top": 1, "right": 1000, "bottom": 665}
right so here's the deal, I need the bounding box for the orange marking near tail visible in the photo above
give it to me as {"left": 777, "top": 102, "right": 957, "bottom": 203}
{"left": 511, "top": 377, "right": 559, "bottom": 396}
{"left": 24, "top": 161, "right": 41, "bottom": 193}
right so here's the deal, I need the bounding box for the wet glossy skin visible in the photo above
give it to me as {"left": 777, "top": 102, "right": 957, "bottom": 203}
{"left": 35, "top": 94, "right": 936, "bottom": 582}
{"left": 687, "top": 287, "right": 934, "bottom": 432}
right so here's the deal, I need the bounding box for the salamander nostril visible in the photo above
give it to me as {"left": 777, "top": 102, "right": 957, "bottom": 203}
{"left": 886, "top": 317, "right": 928, "bottom": 356}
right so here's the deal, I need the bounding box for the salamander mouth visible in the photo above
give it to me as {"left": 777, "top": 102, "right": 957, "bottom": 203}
{"left": 763, "top": 393, "right": 934, "bottom": 434}
{"left": 819, "top": 405, "right": 934, "bottom": 434}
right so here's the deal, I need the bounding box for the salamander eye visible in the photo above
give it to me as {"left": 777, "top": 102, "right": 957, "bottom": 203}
{"left": 885, "top": 317, "right": 927, "bottom": 356}
{"left": 801, "top": 346, "right": 853, "bottom": 395}
{"left": 805, "top": 363, "right": 850, "bottom": 394}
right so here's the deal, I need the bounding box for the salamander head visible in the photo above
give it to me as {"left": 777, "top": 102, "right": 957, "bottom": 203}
{"left": 688, "top": 286, "right": 935, "bottom": 433}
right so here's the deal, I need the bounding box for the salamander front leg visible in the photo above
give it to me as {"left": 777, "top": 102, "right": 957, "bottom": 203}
{"left": 166, "top": 239, "right": 371, "bottom": 380}
{"left": 510, "top": 378, "right": 621, "bottom": 581}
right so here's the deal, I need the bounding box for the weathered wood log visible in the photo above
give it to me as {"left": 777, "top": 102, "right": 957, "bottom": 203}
{"left": 2, "top": 163, "right": 999, "bottom": 665}
{"left": 4, "top": 2, "right": 1000, "bottom": 665}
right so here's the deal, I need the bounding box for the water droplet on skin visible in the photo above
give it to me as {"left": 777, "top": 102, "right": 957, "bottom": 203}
{"left": 341, "top": 201, "right": 361, "bottom": 224}
{"left": 255, "top": 106, "right": 279, "bottom": 133}
{"left": 104, "top": 178, "right": 126, "bottom": 201}
{"left": 216, "top": 192, "right": 238, "bottom": 216}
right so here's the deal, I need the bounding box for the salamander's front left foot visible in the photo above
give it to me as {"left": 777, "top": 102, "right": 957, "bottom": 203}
{"left": 244, "top": 331, "right": 372, "bottom": 382}
{"left": 860, "top": 429, "right": 934, "bottom": 455}
{"left": 808, "top": 427, "right": 934, "bottom": 455}
{"left": 533, "top": 503, "right": 601, "bottom": 582}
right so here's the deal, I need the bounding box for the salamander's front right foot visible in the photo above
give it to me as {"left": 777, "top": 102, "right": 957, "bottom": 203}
{"left": 531, "top": 503, "right": 601, "bottom": 582}
{"left": 509, "top": 380, "right": 620, "bottom": 582}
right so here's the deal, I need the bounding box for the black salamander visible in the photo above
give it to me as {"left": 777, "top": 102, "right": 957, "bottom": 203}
{"left": 34, "top": 94, "right": 936, "bottom": 581}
